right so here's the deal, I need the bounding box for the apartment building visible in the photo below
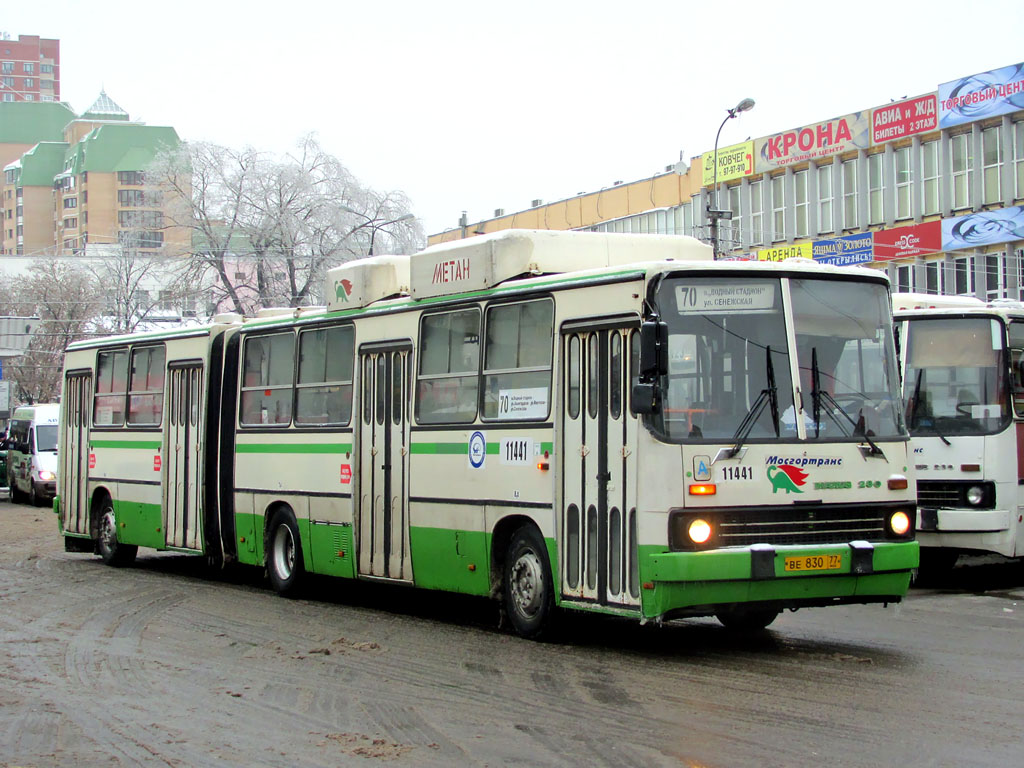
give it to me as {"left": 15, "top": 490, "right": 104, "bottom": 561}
{"left": 0, "top": 34, "right": 60, "bottom": 103}
{"left": 1, "top": 92, "right": 187, "bottom": 260}
{"left": 430, "top": 61, "right": 1024, "bottom": 302}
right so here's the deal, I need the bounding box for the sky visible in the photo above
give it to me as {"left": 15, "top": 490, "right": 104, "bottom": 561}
{"left": 5, "top": 0, "right": 1024, "bottom": 237}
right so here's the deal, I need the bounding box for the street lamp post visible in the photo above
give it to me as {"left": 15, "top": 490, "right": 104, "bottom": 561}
{"left": 707, "top": 98, "right": 755, "bottom": 260}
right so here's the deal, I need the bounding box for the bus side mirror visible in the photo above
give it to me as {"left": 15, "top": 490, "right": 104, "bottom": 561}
{"left": 639, "top": 319, "right": 669, "bottom": 378}
{"left": 633, "top": 318, "right": 668, "bottom": 415}
{"left": 631, "top": 382, "right": 659, "bottom": 414}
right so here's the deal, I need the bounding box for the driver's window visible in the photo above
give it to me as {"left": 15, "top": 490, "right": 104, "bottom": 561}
{"left": 1009, "top": 321, "right": 1024, "bottom": 417}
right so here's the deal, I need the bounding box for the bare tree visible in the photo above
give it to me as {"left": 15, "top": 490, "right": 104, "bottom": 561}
{"left": 85, "top": 246, "right": 194, "bottom": 334}
{"left": 150, "top": 135, "right": 424, "bottom": 316}
{"left": 2, "top": 260, "right": 101, "bottom": 405}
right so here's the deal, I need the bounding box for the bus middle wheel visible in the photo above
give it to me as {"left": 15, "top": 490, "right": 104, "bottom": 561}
{"left": 268, "top": 510, "right": 304, "bottom": 597}
{"left": 503, "top": 526, "right": 554, "bottom": 639}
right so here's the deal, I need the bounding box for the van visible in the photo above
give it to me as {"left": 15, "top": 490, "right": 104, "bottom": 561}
{"left": 6, "top": 403, "right": 59, "bottom": 506}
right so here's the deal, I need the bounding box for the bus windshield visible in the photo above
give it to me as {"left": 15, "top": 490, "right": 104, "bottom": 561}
{"left": 792, "top": 279, "right": 903, "bottom": 441}
{"left": 651, "top": 276, "right": 903, "bottom": 443}
{"left": 903, "top": 316, "right": 1010, "bottom": 436}
{"left": 652, "top": 276, "right": 795, "bottom": 442}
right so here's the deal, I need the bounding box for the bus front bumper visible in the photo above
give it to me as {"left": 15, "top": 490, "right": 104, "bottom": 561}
{"left": 640, "top": 541, "right": 918, "bottom": 620}
{"left": 917, "top": 507, "right": 1015, "bottom": 557}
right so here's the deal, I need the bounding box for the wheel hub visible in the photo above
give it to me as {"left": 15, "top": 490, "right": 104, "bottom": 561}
{"left": 100, "top": 511, "right": 117, "bottom": 548}
{"left": 511, "top": 550, "right": 544, "bottom": 618}
{"left": 273, "top": 526, "right": 295, "bottom": 579}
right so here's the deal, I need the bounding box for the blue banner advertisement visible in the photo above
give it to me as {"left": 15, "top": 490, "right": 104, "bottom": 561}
{"left": 939, "top": 62, "right": 1024, "bottom": 129}
{"left": 942, "top": 207, "right": 1024, "bottom": 251}
{"left": 812, "top": 233, "right": 873, "bottom": 266}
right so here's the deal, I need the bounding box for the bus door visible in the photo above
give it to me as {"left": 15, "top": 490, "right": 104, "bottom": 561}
{"left": 357, "top": 342, "right": 413, "bottom": 581}
{"left": 164, "top": 364, "right": 203, "bottom": 550}
{"left": 560, "top": 323, "right": 641, "bottom": 609}
{"left": 61, "top": 372, "right": 92, "bottom": 537}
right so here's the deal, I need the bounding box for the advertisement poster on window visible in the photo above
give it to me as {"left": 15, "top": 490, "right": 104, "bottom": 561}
{"left": 701, "top": 141, "right": 755, "bottom": 186}
{"left": 870, "top": 94, "right": 938, "bottom": 145}
{"left": 942, "top": 207, "right": 1024, "bottom": 251}
{"left": 939, "top": 62, "right": 1024, "bottom": 128}
{"left": 755, "top": 112, "right": 871, "bottom": 173}
{"left": 872, "top": 221, "right": 942, "bottom": 260}
{"left": 812, "top": 233, "right": 873, "bottom": 266}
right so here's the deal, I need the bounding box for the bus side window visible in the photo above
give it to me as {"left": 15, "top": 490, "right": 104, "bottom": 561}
{"left": 95, "top": 348, "right": 129, "bottom": 426}
{"left": 296, "top": 325, "right": 354, "bottom": 426}
{"left": 240, "top": 332, "right": 295, "bottom": 426}
{"left": 127, "top": 345, "right": 166, "bottom": 426}
{"left": 482, "top": 299, "right": 553, "bottom": 421}
{"left": 416, "top": 308, "right": 480, "bottom": 424}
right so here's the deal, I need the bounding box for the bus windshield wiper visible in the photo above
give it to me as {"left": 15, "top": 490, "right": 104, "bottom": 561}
{"left": 810, "top": 347, "right": 883, "bottom": 456}
{"left": 726, "top": 345, "right": 779, "bottom": 458}
{"left": 908, "top": 369, "right": 950, "bottom": 446}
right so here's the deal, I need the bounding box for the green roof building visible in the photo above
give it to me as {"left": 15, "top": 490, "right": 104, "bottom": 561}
{"left": 0, "top": 100, "right": 76, "bottom": 169}
{"left": 1, "top": 91, "right": 186, "bottom": 259}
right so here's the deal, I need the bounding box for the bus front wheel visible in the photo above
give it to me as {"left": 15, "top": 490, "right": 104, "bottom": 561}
{"left": 715, "top": 607, "right": 780, "bottom": 632}
{"left": 267, "top": 510, "right": 304, "bottom": 597}
{"left": 97, "top": 498, "right": 137, "bottom": 567}
{"left": 503, "top": 526, "right": 554, "bottom": 639}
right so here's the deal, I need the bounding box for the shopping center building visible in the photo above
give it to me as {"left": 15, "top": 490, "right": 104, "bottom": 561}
{"left": 429, "top": 61, "right": 1024, "bottom": 301}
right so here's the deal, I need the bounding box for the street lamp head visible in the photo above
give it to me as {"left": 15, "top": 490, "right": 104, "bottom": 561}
{"left": 734, "top": 98, "right": 755, "bottom": 114}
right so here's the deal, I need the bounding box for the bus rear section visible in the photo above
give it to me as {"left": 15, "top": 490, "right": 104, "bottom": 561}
{"left": 57, "top": 327, "right": 227, "bottom": 566}
{"left": 895, "top": 295, "right": 1024, "bottom": 571}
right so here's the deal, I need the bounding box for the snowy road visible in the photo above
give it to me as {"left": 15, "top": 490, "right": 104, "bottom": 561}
{"left": 1, "top": 501, "right": 1021, "bottom": 767}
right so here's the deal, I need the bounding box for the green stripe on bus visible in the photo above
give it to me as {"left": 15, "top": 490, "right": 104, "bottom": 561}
{"left": 410, "top": 443, "right": 467, "bottom": 455}
{"left": 89, "top": 440, "right": 162, "bottom": 449}
{"left": 235, "top": 443, "right": 353, "bottom": 454}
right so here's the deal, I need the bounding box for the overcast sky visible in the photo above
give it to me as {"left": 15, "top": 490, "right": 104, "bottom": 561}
{"left": 6, "top": 1, "right": 1023, "bottom": 236}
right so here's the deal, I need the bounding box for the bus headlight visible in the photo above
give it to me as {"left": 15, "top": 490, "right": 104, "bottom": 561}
{"left": 688, "top": 518, "right": 713, "bottom": 545}
{"left": 965, "top": 486, "right": 985, "bottom": 506}
{"left": 37, "top": 470, "right": 55, "bottom": 482}
{"left": 889, "top": 510, "right": 911, "bottom": 536}
{"left": 669, "top": 511, "right": 719, "bottom": 550}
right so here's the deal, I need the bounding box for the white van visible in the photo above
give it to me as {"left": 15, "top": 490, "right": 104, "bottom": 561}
{"left": 6, "top": 403, "right": 60, "bottom": 506}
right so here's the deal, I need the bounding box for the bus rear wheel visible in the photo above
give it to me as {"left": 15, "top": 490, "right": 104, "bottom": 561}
{"left": 97, "top": 498, "right": 137, "bottom": 567}
{"left": 715, "top": 607, "right": 780, "bottom": 632}
{"left": 268, "top": 510, "right": 304, "bottom": 597}
{"left": 503, "top": 526, "right": 554, "bottom": 639}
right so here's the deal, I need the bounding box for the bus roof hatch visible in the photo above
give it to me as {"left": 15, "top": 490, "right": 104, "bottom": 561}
{"left": 410, "top": 229, "right": 712, "bottom": 300}
{"left": 326, "top": 255, "right": 411, "bottom": 311}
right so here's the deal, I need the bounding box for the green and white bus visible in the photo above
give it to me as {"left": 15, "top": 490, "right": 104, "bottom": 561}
{"left": 57, "top": 230, "right": 918, "bottom": 637}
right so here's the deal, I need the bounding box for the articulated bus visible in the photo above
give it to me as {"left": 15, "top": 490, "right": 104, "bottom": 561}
{"left": 57, "top": 230, "right": 918, "bottom": 638}
{"left": 894, "top": 293, "right": 1024, "bottom": 571}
